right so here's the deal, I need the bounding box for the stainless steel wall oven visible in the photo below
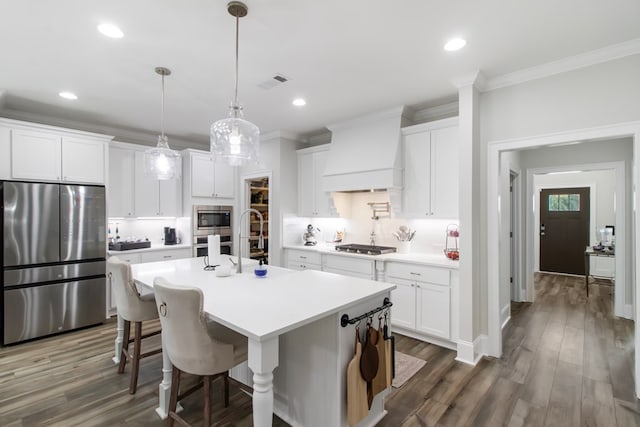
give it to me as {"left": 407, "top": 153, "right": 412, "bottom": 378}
{"left": 192, "top": 205, "right": 233, "bottom": 257}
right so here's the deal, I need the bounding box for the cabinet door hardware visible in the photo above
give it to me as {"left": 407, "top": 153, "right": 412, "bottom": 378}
{"left": 410, "top": 272, "right": 421, "bottom": 276}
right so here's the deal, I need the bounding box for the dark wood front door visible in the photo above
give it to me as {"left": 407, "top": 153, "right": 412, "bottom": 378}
{"left": 540, "top": 187, "right": 590, "bottom": 275}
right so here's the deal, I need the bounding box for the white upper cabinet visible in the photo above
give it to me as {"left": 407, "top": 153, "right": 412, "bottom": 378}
{"left": 11, "top": 129, "right": 62, "bottom": 181}
{"left": 61, "top": 137, "right": 106, "bottom": 184}
{"left": 108, "top": 146, "right": 135, "bottom": 217}
{"left": 401, "top": 118, "right": 459, "bottom": 218}
{"left": 133, "top": 151, "right": 181, "bottom": 217}
{"left": 188, "top": 152, "right": 234, "bottom": 199}
{"left": 297, "top": 144, "right": 332, "bottom": 217}
{"left": 3, "top": 119, "right": 110, "bottom": 184}
{"left": 0, "top": 126, "right": 10, "bottom": 180}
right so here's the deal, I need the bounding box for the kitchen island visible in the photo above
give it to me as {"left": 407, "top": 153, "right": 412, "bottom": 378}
{"left": 131, "top": 257, "right": 396, "bottom": 427}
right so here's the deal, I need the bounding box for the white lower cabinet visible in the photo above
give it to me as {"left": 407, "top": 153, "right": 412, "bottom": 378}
{"left": 286, "top": 249, "right": 322, "bottom": 271}
{"left": 384, "top": 262, "right": 451, "bottom": 340}
{"left": 323, "top": 254, "right": 375, "bottom": 280}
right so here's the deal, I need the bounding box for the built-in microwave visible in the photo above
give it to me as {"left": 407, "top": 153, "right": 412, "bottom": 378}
{"left": 193, "top": 205, "right": 233, "bottom": 258}
{"left": 193, "top": 205, "right": 233, "bottom": 236}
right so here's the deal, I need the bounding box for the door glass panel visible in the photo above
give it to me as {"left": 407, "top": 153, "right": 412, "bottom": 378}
{"left": 548, "top": 194, "right": 559, "bottom": 211}
{"left": 558, "top": 194, "right": 569, "bottom": 211}
{"left": 569, "top": 194, "right": 580, "bottom": 211}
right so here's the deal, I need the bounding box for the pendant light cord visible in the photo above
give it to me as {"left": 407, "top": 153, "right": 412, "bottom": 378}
{"left": 160, "top": 73, "right": 165, "bottom": 138}
{"left": 234, "top": 10, "right": 240, "bottom": 108}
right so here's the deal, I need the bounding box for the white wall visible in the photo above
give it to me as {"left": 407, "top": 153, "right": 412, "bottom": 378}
{"left": 241, "top": 134, "right": 299, "bottom": 267}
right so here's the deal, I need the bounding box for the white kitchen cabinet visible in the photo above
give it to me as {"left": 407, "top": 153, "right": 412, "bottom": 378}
{"left": 61, "top": 137, "right": 106, "bottom": 183}
{"left": 0, "top": 126, "right": 12, "bottom": 180}
{"left": 286, "top": 249, "right": 322, "bottom": 271}
{"left": 323, "top": 254, "right": 375, "bottom": 280}
{"left": 402, "top": 118, "right": 459, "bottom": 219}
{"left": 297, "top": 145, "right": 332, "bottom": 217}
{"left": 134, "top": 151, "right": 181, "bottom": 217}
{"left": 10, "top": 128, "right": 107, "bottom": 184}
{"left": 384, "top": 261, "right": 451, "bottom": 340}
{"left": 189, "top": 152, "right": 234, "bottom": 199}
{"left": 108, "top": 146, "right": 135, "bottom": 217}
{"left": 139, "top": 247, "right": 191, "bottom": 263}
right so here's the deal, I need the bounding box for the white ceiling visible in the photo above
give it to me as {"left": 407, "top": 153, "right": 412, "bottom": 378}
{"left": 1, "top": 0, "right": 639, "bottom": 148}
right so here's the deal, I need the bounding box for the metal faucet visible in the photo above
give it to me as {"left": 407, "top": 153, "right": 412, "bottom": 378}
{"left": 237, "top": 208, "right": 264, "bottom": 274}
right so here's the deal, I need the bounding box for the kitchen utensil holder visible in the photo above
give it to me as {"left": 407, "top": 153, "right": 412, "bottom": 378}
{"left": 340, "top": 297, "right": 393, "bottom": 327}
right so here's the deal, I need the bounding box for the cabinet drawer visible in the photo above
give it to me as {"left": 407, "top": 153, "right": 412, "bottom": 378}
{"left": 287, "top": 249, "right": 322, "bottom": 265}
{"left": 385, "top": 262, "right": 449, "bottom": 286}
{"left": 287, "top": 261, "right": 322, "bottom": 271}
{"left": 324, "top": 254, "right": 374, "bottom": 276}
{"left": 140, "top": 248, "right": 191, "bottom": 263}
{"left": 109, "top": 253, "right": 141, "bottom": 265}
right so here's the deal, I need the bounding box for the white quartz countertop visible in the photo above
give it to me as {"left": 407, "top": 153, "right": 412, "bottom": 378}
{"left": 283, "top": 244, "right": 459, "bottom": 269}
{"left": 132, "top": 257, "right": 396, "bottom": 341}
{"left": 107, "top": 243, "right": 191, "bottom": 255}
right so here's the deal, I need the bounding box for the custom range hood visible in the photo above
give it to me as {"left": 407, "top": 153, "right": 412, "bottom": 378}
{"left": 322, "top": 106, "right": 410, "bottom": 192}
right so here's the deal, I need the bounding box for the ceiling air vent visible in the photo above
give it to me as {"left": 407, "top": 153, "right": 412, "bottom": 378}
{"left": 258, "top": 74, "right": 290, "bottom": 90}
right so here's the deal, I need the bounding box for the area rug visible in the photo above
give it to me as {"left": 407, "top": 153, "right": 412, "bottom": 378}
{"left": 392, "top": 352, "right": 427, "bottom": 388}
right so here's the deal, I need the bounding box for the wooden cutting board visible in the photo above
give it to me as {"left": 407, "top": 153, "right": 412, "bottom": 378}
{"left": 347, "top": 331, "right": 368, "bottom": 427}
{"left": 384, "top": 323, "right": 393, "bottom": 387}
{"left": 371, "top": 324, "right": 387, "bottom": 396}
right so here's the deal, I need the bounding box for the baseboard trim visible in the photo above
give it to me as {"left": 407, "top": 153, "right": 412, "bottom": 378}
{"left": 455, "top": 335, "right": 487, "bottom": 366}
{"left": 501, "top": 305, "right": 511, "bottom": 330}
{"left": 624, "top": 304, "right": 634, "bottom": 320}
{"left": 391, "top": 326, "right": 457, "bottom": 351}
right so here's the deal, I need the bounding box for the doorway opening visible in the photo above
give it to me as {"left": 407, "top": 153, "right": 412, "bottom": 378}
{"left": 245, "top": 176, "right": 270, "bottom": 264}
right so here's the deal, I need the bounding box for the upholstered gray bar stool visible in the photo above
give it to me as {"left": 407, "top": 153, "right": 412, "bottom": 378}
{"left": 107, "top": 256, "right": 162, "bottom": 394}
{"left": 153, "top": 278, "right": 249, "bottom": 427}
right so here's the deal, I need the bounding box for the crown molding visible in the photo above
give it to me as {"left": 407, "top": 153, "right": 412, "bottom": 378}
{"left": 260, "top": 130, "right": 304, "bottom": 143}
{"left": 0, "top": 89, "right": 7, "bottom": 109}
{"left": 450, "top": 70, "right": 487, "bottom": 90}
{"left": 483, "top": 38, "right": 640, "bottom": 92}
{"left": 326, "top": 105, "right": 408, "bottom": 131}
{"left": 0, "top": 107, "right": 207, "bottom": 150}
{"left": 412, "top": 101, "right": 459, "bottom": 123}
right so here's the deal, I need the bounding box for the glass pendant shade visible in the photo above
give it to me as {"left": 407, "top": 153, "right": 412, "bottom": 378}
{"left": 211, "top": 106, "right": 260, "bottom": 166}
{"left": 210, "top": 2, "right": 260, "bottom": 167}
{"left": 144, "top": 66, "right": 181, "bottom": 180}
{"left": 144, "top": 135, "right": 182, "bottom": 180}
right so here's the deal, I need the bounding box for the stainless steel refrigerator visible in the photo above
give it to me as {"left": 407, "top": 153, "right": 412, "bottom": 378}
{"left": 2, "top": 181, "right": 106, "bottom": 345}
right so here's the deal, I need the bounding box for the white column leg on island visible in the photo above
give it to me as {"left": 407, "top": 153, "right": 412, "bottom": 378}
{"left": 112, "top": 314, "right": 124, "bottom": 364}
{"left": 248, "top": 336, "right": 279, "bottom": 427}
{"left": 156, "top": 330, "right": 182, "bottom": 419}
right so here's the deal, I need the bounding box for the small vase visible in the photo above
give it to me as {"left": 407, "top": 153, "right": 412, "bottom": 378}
{"left": 399, "top": 241, "right": 411, "bottom": 254}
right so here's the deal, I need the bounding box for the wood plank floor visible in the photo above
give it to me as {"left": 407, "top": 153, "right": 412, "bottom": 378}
{"left": 0, "top": 273, "right": 637, "bottom": 426}
{"left": 379, "top": 273, "right": 640, "bottom": 427}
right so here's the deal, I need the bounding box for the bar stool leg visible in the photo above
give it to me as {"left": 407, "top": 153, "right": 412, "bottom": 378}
{"left": 118, "top": 320, "right": 131, "bottom": 374}
{"left": 168, "top": 367, "right": 181, "bottom": 427}
{"left": 129, "top": 321, "right": 142, "bottom": 394}
{"left": 203, "top": 375, "right": 212, "bottom": 427}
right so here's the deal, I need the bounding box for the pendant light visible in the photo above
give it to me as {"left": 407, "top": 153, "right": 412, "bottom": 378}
{"left": 144, "top": 67, "right": 182, "bottom": 180}
{"left": 210, "top": 1, "right": 260, "bottom": 166}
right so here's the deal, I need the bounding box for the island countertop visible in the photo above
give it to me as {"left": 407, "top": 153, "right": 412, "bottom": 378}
{"left": 132, "top": 257, "right": 396, "bottom": 342}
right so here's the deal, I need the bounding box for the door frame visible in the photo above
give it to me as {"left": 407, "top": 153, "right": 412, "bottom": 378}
{"left": 240, "top": 170, "right": 273, "bottom": 264}
{"left": 487, "top": 120, "right": 640, "bottom": 398}
{"left": 510, "top": 170, "right": 523, "bottom": 302}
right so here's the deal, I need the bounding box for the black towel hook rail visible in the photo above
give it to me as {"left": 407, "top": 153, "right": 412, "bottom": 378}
{"left": 340, "top": 297, "right": 392, "bottom": 327}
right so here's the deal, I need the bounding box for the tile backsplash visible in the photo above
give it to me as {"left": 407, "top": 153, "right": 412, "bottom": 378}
{"left": 283, "top": 192, "right": 458, "bottom": 255}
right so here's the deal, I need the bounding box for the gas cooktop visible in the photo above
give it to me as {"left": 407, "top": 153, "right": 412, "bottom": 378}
{"left": 334, "top": 244, "right": 397, "bottom": 255}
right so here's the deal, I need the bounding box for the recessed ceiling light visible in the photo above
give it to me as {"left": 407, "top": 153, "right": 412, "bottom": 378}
{"left": 292, "top": 98, "right": 306, "bottom": 107}
{"left": 59, "top": 91, "right": 78, "bottom": 100}
{"left": 444, "top": 38, "right": 466, "bottom": 52}
{"left": 97, "top": 23, "right": 124, "bottom": 39}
